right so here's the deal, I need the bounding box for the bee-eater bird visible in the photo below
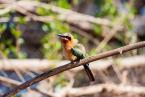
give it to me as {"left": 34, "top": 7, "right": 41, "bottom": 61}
{"left": 58, "top": 33, "right": 95, "bottom": 81}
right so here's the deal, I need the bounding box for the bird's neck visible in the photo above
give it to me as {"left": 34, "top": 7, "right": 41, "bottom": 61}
{"left": 63, "top": 41, "right": 74, "bottom": 50}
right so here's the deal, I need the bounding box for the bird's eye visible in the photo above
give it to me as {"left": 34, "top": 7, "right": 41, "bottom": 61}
{"left": 66, "top": 36, "right": 71, "bottom": 40}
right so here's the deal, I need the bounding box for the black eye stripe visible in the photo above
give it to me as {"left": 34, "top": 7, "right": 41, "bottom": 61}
{"left": 65, "top": 36, "right": 71, "bottom": 40}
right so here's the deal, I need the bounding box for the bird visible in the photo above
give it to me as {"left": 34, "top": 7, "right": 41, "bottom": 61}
{"left": 57, "top": 33, "right": 95, "bottom": 81}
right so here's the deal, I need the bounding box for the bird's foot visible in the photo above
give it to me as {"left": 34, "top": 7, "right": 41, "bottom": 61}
{"left": 71, "top": 59, "right": 80, "bottom": 64}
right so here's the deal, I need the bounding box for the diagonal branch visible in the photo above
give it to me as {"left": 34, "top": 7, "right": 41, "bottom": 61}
{"left": 0, "top": 76, "right": 55, "bottom": 97}
{"left": 0, "top": 55, "right": 145, "bottom": 71}
{"left": 0, "top": 0, "right": 112, "bottom": 26}
{"left": 2, "top": 41, "right": 145, "bottom": 97}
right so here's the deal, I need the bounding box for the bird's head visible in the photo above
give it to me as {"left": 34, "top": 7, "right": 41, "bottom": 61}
{"left": 57, "top": 33, "right": 78, "bottom": 48}
{"left": 57, "top": 33, "right": 73, "bottom": 43}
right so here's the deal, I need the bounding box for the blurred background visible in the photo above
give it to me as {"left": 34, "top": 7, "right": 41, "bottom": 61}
{"left": 0, "top": 0, "right": 145, "bottom": 97}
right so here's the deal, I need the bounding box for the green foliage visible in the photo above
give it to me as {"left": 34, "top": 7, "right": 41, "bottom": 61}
{"left": 0, "top": 0, "right": 138, "bottom": 59}
{"left": 93, "top": 24, "right": 102, "bottom": 36}
{"left": 40, "top": 20, "right": 70, "bottom": 59}
{"left": 0, "top": 13, "right": 25, "bottom": 58}
{"left": 11, "top": 28, "right": 21, "bottom": 38}
{"left": 36, "top": 7, "right": 54, "bottom": 16}
{"left": 41, "top": 32, "right": 62, "bottom": 59}
{"left": 88, "top": 48, "right": 97, "bottom": 56}
{"left": 54, "top": 73, "right": 68, "bottom": 88}
{"left": 96, "top": 0, "right": 117, "bottom": 17}
{"left": 0, "top": 24, "right": 6, "bottom": 33}
{"left": 56, "top": 0, "right": 71, "bottom": 9}
{"left": 17, "top": 16, "right": 27, "bottom": 24}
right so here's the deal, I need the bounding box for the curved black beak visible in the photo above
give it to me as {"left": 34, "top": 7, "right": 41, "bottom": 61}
{"left": 57, "top": 34, "right": 64, "bottom": 38}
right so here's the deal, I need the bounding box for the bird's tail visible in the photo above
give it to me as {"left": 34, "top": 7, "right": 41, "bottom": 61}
{"left": 83, "top": 64, "right": 95, "bottom": 81}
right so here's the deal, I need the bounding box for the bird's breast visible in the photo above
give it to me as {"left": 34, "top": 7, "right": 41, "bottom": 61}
{"left": 63, "top": 49, "right": 76, "bottom": 61}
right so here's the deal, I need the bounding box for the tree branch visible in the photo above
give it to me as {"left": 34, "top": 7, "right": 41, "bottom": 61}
{"left": 0, "top": 76, "right": 21, "bottom": 86}
{"left": 0, "top": 55, "right": 145, "bottom": 72}
{"left": 66, "top": 84, "right": 145, "bottom": 96}
{"left": 2, "top": 41, "right": 145, "bottom": 97}
{"left": 0, "top": 76, "right": 55, "bottom": 97}
{"left": 1, "top": 75, "right": 145, "bottom": 97}
{"left": 0, "top": 0, "right": 112, "bottom": 26}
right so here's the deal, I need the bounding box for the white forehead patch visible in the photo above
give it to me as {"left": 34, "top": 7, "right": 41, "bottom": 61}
{"left": 63, "top": 33, "right": 72, "bottom": 37}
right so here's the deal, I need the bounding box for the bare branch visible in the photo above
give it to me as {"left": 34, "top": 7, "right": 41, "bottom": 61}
{"left": 0, "top": 76, "right": 55, "bottom": 97}
{"left": 66, "top": 84, "right": 145, "bottom": 96}
{"left": 0, "top": 76, "right": 21, "bottom": 86}
{"left": 0, "top": 0, "right": 112, "bottom": 26}
{"left": 0, "top": 56, "right": 145, "bottom": 72}
{"left": 1, "top": 75, "right": 145, "bottom": 97}
{"left": 96, "top": 26, "right": 120, "bottom": 52}
{"left": 50, "top": 84, "right": 145, "bottom": 97}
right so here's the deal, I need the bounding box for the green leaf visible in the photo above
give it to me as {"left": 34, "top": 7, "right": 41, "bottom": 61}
{"left": 94, "top": 25, "right": 102, "bottom": 36}
{"left": 36, "top": 7, "right": 46, "bottom": 15}
{"left": 17, "top": 16, "right": 26, "bottom": 24}
{"left": 11, "top": 28, "right": 22, "bottom": 38}
{"left": 57, "top": 0, "right": 71, "bottom": 9}
{"left": 0, "top": 24, "right": 6, "bottom": 33}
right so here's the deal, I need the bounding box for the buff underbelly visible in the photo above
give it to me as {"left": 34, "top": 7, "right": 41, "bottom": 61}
{"left": 63, "top": 49, "right": 76, "bottom": 61}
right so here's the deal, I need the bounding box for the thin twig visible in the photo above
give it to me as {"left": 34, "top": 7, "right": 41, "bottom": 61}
{"left": 0, "top": 76, "right": 21, "bottom": 86}
{"left": 2, "top": 41, "right": 145, "bottom": 97}
{"left": 96, "top": 26, "right": 120, "bottom": 52}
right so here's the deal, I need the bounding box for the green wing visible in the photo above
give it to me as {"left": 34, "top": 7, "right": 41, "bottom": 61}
{"left": 71, "top": 44, "right": 86, "bottom": 59}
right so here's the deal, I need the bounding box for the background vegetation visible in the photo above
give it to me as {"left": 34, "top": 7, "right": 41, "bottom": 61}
{"left": 0, "top": 0, "right": 145, "bottom": 97}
